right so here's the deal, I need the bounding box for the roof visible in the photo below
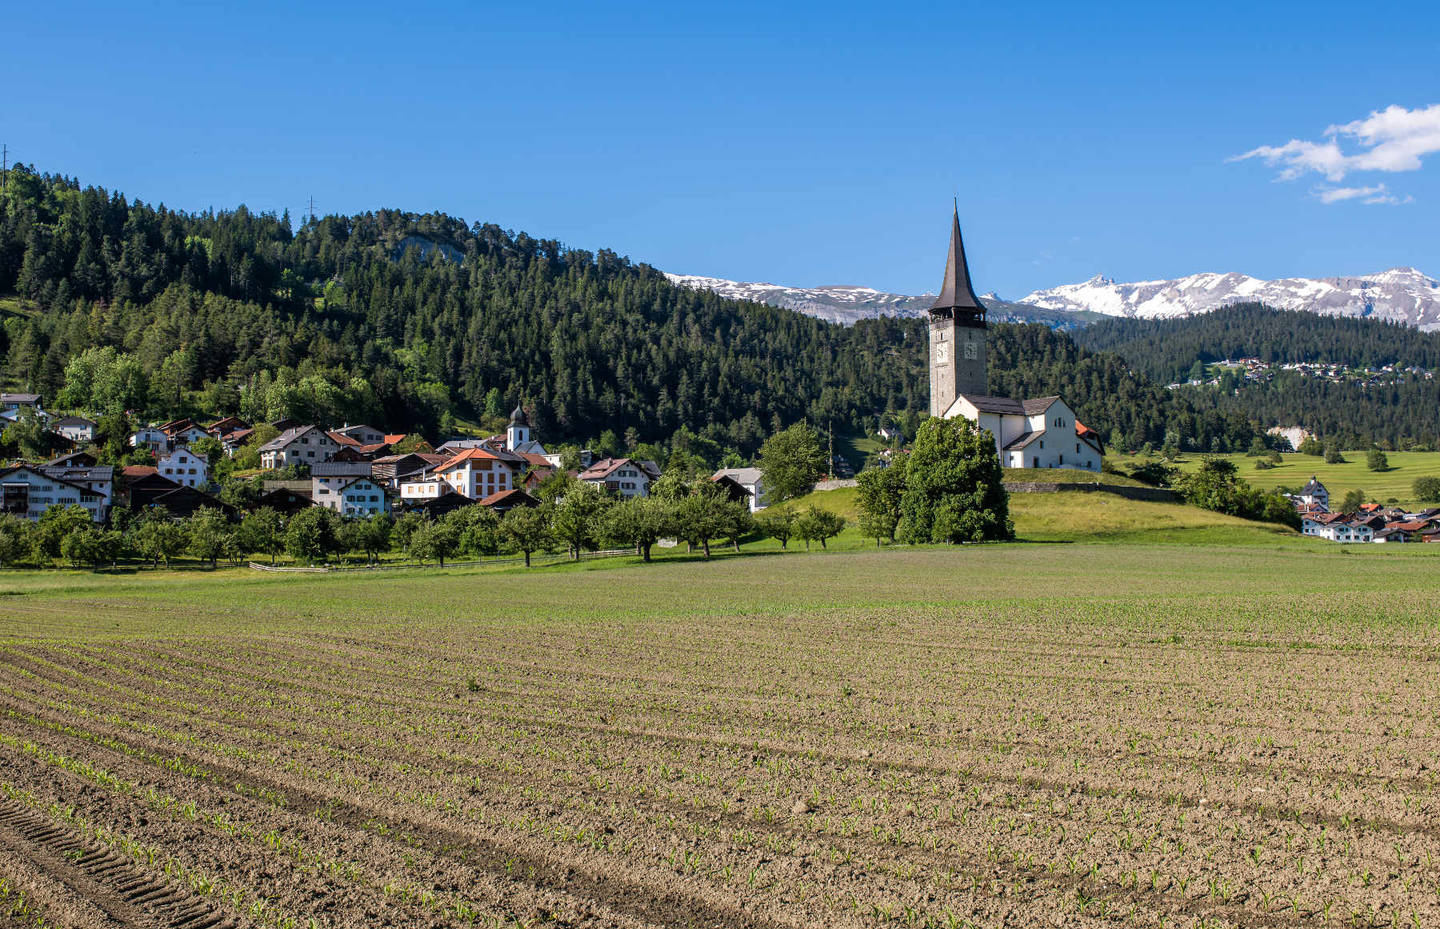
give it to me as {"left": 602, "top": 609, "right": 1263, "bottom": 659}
{"left": 327, "top": 430, "right": 363, "bottom": 447}
{"left": 509, "top": 405, "right": 528, "bottom": 426}
{"left": 479, "top": 488, "right": 537, "bottom": 508}
{"left": 1002, "top": 430, "right": 1044, "bottom": 450}
{"left": 1301, "top": 476, "right": 1327, "bottom": 494}
{"left": 383, "top": 434, "right": 408, "bottom": 445}
{"left": 0, "top": 465, "right": 100, "bottom": 496}
{"left": 206, "top": 416, "right": 250, "bottom": 434}
{"left": 930, "top": 206, "right": 986, "bottom": 315}
{"left": 311, "top": 461, "right": 374, "bottom": 477}
{"left": 46, "top": 451, "right": 97, "bottom": 467}
{"left": 42, "top": 465, "right": 114, "bottom": 483}
{"left": 713, "top": 467, "right": 763, "bottom": 485}
{"left": 335, "top": 476, "right": 384, "bottom": 493}
{"left": 516, "top": 451, "right": 551, "bottom": 468}
{"left": 53, "top": 415, "right": 96, "bottom": 427}
{"left": 955, "top": 394, "right": 1060, "bottom": 416}
{"left": 259, "top": 425, "right": 320, "bottom": 452}
{"left": 435, "top": 447, "right": 503, "bottom": 472}
{"left": 122, "top": 465, "right": 158, "bottom": 479}
{"left": 579, "top": 457, "right": 655, "bottom": 481}
{"left": 0, "top": 393, "right": 40, "bottom": 403}
{"left": 221, "top": 428, "right": 254, "bottom": 445}
{"left": 1307, "top": 513, "right": 1348, "bottom": 525}
{"left": 1388, "top": 520, "right": 1431, "bottom": 532}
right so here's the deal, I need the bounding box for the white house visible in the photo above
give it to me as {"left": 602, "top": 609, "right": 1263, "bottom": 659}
{"left": 259, "top": 426, "right": 340, "bottom": 470}
{"left": 53, "top": 416, "right": 97, "bottom": 444}
{"left": 311, "top": 462, "right": 375, "bottom": 509}
{"left": 0, "top": 393, "right": 43, "bottom": 420}
{"left": 332, "top": 423, "right": 386, "bottom": 446}
{"left": 332, "top": 477, "right": 390, "bottom": 517}
{"left": 130, "top": 427, "right": 170, "bottom": 455}
{"left": 435, "top": 448, "right": 513, "bottom": 499}
{"left": 0, "top": 466, "right": 106, "bottom": 522}
{"left": 399, "top": 477, "right": 450, "bottom": 503}
{"left": 1298, "top": 476, "right": 1329, "bottom": 512}
{"left": 578, "top": 458, "right": 660, "bottom": 498}
{"left": 41, "top": 464, "right": 114, "bottom": 520}
{"left": 943, "top": 395, "right": 1103, "bottom": 472}
{"left": 157, "top": 447, "right": 209, "bottom": 489}
{"left": 712, "top": 467, "right": 768, "bottom": 512}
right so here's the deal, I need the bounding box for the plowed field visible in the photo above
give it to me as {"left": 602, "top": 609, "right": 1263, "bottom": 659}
{"left": 1, "top": 544, "right": 1437, "bottom": 928}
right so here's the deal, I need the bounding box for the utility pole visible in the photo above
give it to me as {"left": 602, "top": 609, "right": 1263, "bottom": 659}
{"left": 2, "top": 144, "right": 8, "bottom": 193}
{"left": 307, "top": 195, "right": 316, "bottom": 224}
{"left": 828, "top": 419, "right": 834, "bottom": 479}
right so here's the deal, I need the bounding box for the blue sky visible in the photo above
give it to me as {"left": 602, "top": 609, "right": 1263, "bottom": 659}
{"left": 5, "top": 1, "right": 1438, "bottom": 297}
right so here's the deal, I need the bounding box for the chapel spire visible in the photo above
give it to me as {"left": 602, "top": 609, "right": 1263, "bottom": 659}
{"left": 930, "top": 203, "right": 986, "bottom": 320}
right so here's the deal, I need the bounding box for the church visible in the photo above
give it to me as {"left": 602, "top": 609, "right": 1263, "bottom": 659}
{"left": 927, "top": 208, "right": 1104, "bottom": 472}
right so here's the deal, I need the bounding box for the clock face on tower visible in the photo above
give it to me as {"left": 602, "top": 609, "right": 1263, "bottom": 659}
{"left": 935, "top": 342, "right": 949, "bottom": 364}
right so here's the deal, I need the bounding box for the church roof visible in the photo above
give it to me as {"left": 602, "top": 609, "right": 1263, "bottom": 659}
{"left": 509, "top": 405, "right": 528, "bottom": 426}
{"left": 956, "top": 394, "right": 1060, "bottom": 416}
{"left": 931, "top": 205, "right": 986, "bottom": 314}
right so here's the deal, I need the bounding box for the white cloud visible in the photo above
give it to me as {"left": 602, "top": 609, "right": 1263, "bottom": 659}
{"left": 1232, "top": 103, "right": 1440, "bottom": 192}
{"left": 1311, "top": 183, "right": 1413, "bottom": 206}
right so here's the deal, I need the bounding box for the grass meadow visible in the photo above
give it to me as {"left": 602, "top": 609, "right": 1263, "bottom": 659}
{"left": 1107, "top": 450, "right": 1440, "bottom": 507}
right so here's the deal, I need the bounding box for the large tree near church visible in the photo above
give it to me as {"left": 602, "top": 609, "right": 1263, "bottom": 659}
{"left": 896, "top": 417, "right": 1012, "bottom": 544}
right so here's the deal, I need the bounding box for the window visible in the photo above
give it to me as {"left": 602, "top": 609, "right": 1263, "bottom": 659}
{"left": 1059, "top": 455, "right": 1064, "bottom": 465}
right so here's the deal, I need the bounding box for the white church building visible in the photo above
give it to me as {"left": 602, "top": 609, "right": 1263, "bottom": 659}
{"left": 927, "top": 208, "right": 1103, "bottom": 472}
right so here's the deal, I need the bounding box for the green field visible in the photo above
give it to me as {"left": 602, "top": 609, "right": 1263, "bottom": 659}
{"left": 1108, "top": 450, "right": 1440, "bottom": 507}
{"left": 1, "top": 539, "right": 1438, "bottom": 927}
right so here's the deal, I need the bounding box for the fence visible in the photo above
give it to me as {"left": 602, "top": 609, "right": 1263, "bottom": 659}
{"left": 248, "top": 548, "right": 634, "bottom": 574}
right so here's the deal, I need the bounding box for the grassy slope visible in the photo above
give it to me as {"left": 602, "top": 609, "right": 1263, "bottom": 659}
{"left": 772, "top": 482, "right": 1302, "bottom": 548}
{"left": 1108, "top": 450, "right": 1440, "bottom": 507}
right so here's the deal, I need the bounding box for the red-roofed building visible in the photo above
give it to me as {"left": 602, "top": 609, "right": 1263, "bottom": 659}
{"left": 435, "top": 447, "right": 513, "bottom": 499}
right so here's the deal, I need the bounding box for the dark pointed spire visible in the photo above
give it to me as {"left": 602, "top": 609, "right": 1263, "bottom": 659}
{"left": 931, "top": 204, "right": 985, "bottom": 313}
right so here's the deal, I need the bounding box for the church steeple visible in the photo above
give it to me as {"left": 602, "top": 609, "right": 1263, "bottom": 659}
{"left": 931, "top": 203, "right": 987, "bottom": 324}
{"left": 927, "top": 205, "right": 988, "bottom": 415}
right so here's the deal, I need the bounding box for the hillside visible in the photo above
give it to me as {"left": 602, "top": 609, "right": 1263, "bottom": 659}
{"left": 1024, "top": 267, "right": 1440, "bottom": 330}
{"left": 0, "top": 164, "right": 1264, "bottom": 461}
{"left": 1075, "top": 305, "right": 1440, "bottom": 447}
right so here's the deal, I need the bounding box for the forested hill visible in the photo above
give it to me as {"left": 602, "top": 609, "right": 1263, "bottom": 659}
{"left": 0, "top": 164, "right": 1260, "bottom": 457}
{"left": 1074, "top": 304, "right": 1440, "bottom": 448}
{"left": 1075, "top": 303, "right": 1440, "bottom": 384}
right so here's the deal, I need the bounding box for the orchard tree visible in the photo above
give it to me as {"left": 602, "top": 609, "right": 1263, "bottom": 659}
{"left": 794, "top": 506, "right": 845, "bottom": 550}
{"left": 502, "top": 504, "right": 551, "bottom": 567}
{"left": 0, "top": 515, "right": 31, "bottom": 566}
{"left": 446, "top": 506, "right": 501, "bottom": 558}
{"left": 133, "top": 509, "right": 187, "bottom": 567}
{"left": 286, "top": 507, "right": 341, "bottom": 565}
{"left": 187, "top": 507, "right": 236, "bottom": 568}
{"left": 237, "top": 507, "right": 286, "bottom": 564}
{"left": 675, "top": 486, "right": 737, "bottom": 559}
{"left": 604, "top": 495, "right": 676, "bottom": 562}
{"left": 754, "top": 508, "right": 797, "bottom": 549}
{"left": 551, "top": 483, "right": 611, "bottom": 560}
{"left": 31, "top": 505, "right": 93, "bottom": 563}
{"left": 408, "top": 520, "right": 460, "bottom": 567}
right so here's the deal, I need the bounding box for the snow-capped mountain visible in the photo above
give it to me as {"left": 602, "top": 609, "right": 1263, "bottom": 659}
{"left": 663, "top": 273, "right": 1096, "bottom": 329}
{"left": 1022, "top": 268, "right": 1440, "bottom": 331}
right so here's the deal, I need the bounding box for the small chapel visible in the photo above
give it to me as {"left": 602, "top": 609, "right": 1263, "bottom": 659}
{"left": 927, "top": 208, "right": 1104, "bottom": 472}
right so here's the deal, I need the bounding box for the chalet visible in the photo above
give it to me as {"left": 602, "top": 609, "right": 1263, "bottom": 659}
{"left": 160, "top": 418, "right": 210, "bottom": 447}
{"left": 206, "top": 416, "right": 250, "bottom": 438}
{"left": 0, "top": 393, "right": 42, "bottom": 421}
{"left": 712, "top": 467, "right": 767, "bottom": 512}
{"left": 331, "top": 477, "right": 390, "bottom": 517}
{"left": 331, "top": 423, "right": 386, "bottom": 446}
{"left": 121, "top": 466, "right": 182, "bottom": 509}
{"left": 41, "top": 464, "right": 114, "bottom": 519}
{"left": 478, "top": 488, "right": 539, "bottom": 514}
{"left": 269, "top": 418, "right": 304, "bottom": 433}
{"left": 220, "top": 428, "right": 254, "bottom": 455}
{"left": 311, "top": 461, "right": 375, "bottom": 508}
{"left": 157, "top": 446, "right": 209, "bottom": 489}
{"left": 399, "top": 477, "right": 450, "bottom": 504}
{"left": 53, "top": 415, "right": 97, "bottom": 444}
{"left": 47, "top": 451, "right": 97, "bottom": 469}
{"left": 402, "top": 484, "right": 477, "bottom": 517}
{"left": 371, "top": 452, "right": 445, "bottom": 487}
{"left": 259, "top": 426, "right": 340, "bottom": 469}
{"left": 1302, "top": 513, "right": 1346, "bottom": 537}
{"left": 0, "top": 466, "right": 106, "bottom": 522}
{"left": 1372, "top": 527, "right": 1409, "bottom": 543}
{"left": 435, "top": 448, "right": 513, "bottom": 499}
{"left": 255, "top": 486, "right": 314, "bottom": 515}
{"left": 579, "top": 458, "right": 660, "bottom": 498}
{"left": 141, "top": 486, "right": 236, "bottom": 520}
{"left": 1382, "top": 519, "right": 1432, "bottom": 542}
{"left": 1297, "top": 476, "right": 1329, "bottom": 512}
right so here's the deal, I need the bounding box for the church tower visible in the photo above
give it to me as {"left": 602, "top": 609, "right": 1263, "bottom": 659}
{"left": 506, "top": 405, "right": 530, "bottom": 452}
{"left": 928, "top": 206, "right": 988, "bottom": 417}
